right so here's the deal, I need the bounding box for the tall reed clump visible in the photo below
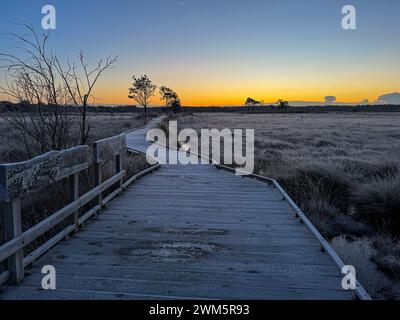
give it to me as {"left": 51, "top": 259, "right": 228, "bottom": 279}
{"left": 276, "top": 163, "right": 358, "bottom": 237}
{"left": 352, "top": 176, "right": 400, "bottom": 235}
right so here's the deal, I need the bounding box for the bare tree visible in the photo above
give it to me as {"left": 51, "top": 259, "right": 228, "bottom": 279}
{"left": 55, "top": 52, "right": 118, "bottom": 144}
{"left": 128, "top": 75, "right": 157, "bottom": 119}
{"left": 0, "top": 26, "right": 75, "bottom": 156}
{"left": 0, "top": 25, "right": 118, "bottom": 156}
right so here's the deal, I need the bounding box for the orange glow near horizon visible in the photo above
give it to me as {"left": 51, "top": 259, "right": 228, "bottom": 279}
{"left": 91, "top": 57, "right": 400, "bottom": 106}
{"left": 92, "top": 74, "right": 400, "bottom": 106}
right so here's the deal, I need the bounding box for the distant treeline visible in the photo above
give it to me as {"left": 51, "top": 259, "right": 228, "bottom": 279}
{"left": 180, "top": 104, "right": 400, "bottom": 113}
{"left": 0, "top": 102, "right": 164, "bottom": 114}
{"left": 2, "top": 101, "right": 400, "bottom": 114}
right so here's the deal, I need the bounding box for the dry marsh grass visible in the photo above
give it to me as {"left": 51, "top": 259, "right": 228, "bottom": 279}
{"left": 0, "top": 113, "right": 151, "bottom": 163}
{"left": 177, "top": 112, "right": 400, "bottom": 299}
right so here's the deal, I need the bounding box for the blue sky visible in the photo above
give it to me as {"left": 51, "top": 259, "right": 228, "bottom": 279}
{"left": 1, "top": 0, "right": 400, "bottom": 105}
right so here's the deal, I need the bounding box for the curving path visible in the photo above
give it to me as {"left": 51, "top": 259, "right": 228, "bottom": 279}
{"left": 2, "top": 119, "right": 353, "bottom": 300}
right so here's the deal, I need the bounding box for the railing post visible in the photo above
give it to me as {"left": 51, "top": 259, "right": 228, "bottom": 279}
{"left": 94, "top": 162, "right": 103, "bottom": 209}
{"left": 115, "top": 153, "right": 122, "bottom": 189}
{"left": 69, "top": 173, "right": 79, "bottom": 232}
{"left": 5, "top": 197, "right": 24, "bottom": 284}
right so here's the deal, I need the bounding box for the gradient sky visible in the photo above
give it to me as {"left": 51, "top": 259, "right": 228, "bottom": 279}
{"left": 1, "top": 0, "right": 400, "bottom": 106}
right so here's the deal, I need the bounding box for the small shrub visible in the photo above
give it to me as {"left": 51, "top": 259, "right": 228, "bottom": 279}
{"left": 124, "top": 153, "right": 151, "bottom": 177}
{"left": 331, "top": 235, "right": 397, "bottom": 299}
{"left": 262, "top": 140, "right": 295, "bottom": 150}
{"left": 135, "top": 114, "right": 146, "bottom": 120}
{"left": 352, "top": 177, "right": 400, "bottom": 235}
{"left": 372, "top": 236, "right": 400, "bottom": 281}
{"left": 302, "top": 199, "right": 342, "bottom": 238}
{"left": 315, "top": 139, "right": 337, "bottom": 148}
{"left": 342, "top": 159, "right": 399, "bottom": 180}
{"left": 331, "top": 236, "right": 399, "bottom": 299}
{"left": 367, "top": 162, "right": 399, "bottom": 180}
{"left": 302, "top": 199, "right": 372, "bottom": 239}
{"left": 285, "top": 163, "right": 352, "bottom": 212}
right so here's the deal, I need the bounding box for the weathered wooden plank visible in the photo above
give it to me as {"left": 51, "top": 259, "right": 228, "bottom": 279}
{"left": 2, "top": 285, "right": 204, "bottom": 300}
{"left": 45, "top": 236, "right": 332, "bottom": 264}
{"left": 35, "top": 250, "right": 341, "bottom": 277}
{"left": 107, "top": 200, "right": 292, "bottom": 209}
{"left": 105, "top": 209, "right": 295, "bottom": 220}
{"left": 0, "top": 145, "right": 89, "bottom": 201}
{"left": 49, "top": 239, "right": 325, "bottom": 260}
{"left": 93, "top": 207, "right": 297, "bottom": 218}
{"left": 89, "top": 215, "right": 302, "bottom": 229}
{"left": 0, "top": 271, "right": 10, "bottom": 286}
{"left": 72, "top": 232, "right": 319, "bottom": 255}
{"left": 36, "top": 250, "right": 338, "bottom": 272}
{"left": 104, "top": 204, "right": 294, "bottom": 214}
{"left": 93, "top": 134, "right": 126, "bottom": 164}
{"left": 15, "top": 273, "right": 352, "bottom": 300}
{"left": 22, "top": 264, "right": 345, "bottom": 291}
{"left": 101, "top": 188, "right": 122, "bottom": 207}
{"left": 81, "top": 221, "right": 317, "bottom": 235}
{"left": 27, "top": 259, "right": 341, "bottom": 278}
{"left": 121, "top": 192, "right": 283, "bottom": 201}
{"left": 79, "top": 205, "right": 101, "bottom": 226}
{"left": 73, "top": 230, "right": 317, "bottom": 246}
{"left": 109, "top": 199, "right": 290, "bottom": 209}
{"left": 122, "top": 164, "right": 161, "bottom": 189}
{"left": 23, "top": 225, "right": 75, "bottom": 268}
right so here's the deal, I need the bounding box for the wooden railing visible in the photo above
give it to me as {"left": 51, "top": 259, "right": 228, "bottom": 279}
{"left": 0, "top": 132, "right": 159, "bottom": 286}
{"left": 213, "top": 163, "right": 372, "bottom": 301}
{"left": 148, "top": 139, "right": 372, "bottom": 301}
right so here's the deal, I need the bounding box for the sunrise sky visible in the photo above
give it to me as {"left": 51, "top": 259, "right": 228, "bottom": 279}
{"left": 1, "top": 0, "right": 400, "bottom": 106}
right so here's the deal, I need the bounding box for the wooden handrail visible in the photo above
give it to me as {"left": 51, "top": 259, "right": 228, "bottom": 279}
{"left": 0, "top": 145, "right": 90, "bottom": 202}
{"left": 214, "top": 163, "right": 372, "bottom": 301}
{"left": 0, "top": 171, "right": 125, "bottom": 264}
{"left": 0, "top": 130, "right": 162, "bottom": 286}
{"left": 0, "top": 133, "right": 132, "bottom": 285}
{"left": 149, "top": 137, "right": 371, "bottom": 301}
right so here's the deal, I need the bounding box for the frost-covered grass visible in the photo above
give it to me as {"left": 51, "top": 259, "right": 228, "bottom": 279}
{"left": 0, "top": 112, "right": 153, "bottom": 163}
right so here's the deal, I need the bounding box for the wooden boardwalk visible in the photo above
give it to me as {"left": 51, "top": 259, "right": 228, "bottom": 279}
{"left": 2, "top": 120, "right": 354, "bottom": 300}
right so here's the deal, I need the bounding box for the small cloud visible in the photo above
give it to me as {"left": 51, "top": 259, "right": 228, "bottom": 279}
{"left": 377, "top": 92, "right": 400, "bottom": 105}
{"left": 324, "top": 96, "right": 337, "bottom": 104}
{"left": 359, "top": 99, "right": 369, "bottom": 105}
{"left": 176, "top": 1, "right": 187, "bottom": 6}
